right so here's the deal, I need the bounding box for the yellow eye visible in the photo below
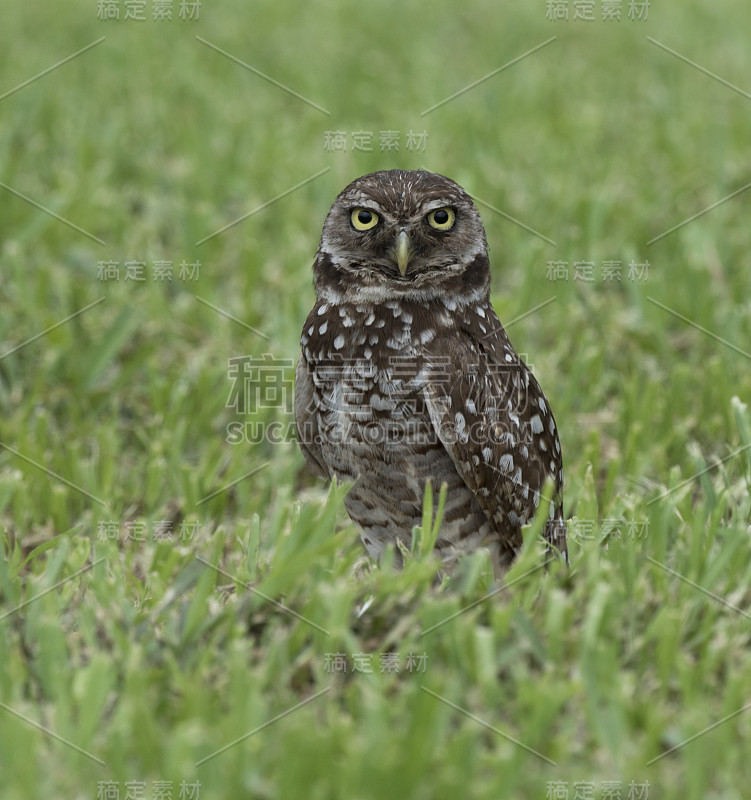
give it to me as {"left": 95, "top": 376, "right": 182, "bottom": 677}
{"left": 427, "top": 207, "right": 456, "bottom": 231}
{"left": 351, "top": 208, "right": 379, "bottom": 231}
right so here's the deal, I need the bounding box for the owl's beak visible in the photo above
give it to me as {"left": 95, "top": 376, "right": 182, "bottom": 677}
{"left": 393, "top": 230, "right": 413, "bottom": 276}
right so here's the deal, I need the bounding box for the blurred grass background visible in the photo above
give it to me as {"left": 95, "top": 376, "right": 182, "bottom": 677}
{"left": 1, "top": 1, "right": 750, "bottom": 798}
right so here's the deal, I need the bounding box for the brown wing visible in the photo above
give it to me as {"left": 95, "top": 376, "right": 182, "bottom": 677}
{"left": 423, "top": 301, "right": 565, "bottom": 562}
{"left": 294, "top": 354, "right": 330, "bottom": 480}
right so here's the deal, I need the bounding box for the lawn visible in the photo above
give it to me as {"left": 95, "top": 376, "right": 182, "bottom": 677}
{"left": 1, "top": 1, "right": 750, "bottom": 798}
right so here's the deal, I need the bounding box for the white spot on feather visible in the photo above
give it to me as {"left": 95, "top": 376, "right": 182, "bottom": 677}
{"left": 454, "top": 412, "right": 466, "bottom": 437}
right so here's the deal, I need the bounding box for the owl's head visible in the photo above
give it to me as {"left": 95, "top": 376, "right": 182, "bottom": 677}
{"left": 314, "top": 170, "right": 490, "bottom": 303}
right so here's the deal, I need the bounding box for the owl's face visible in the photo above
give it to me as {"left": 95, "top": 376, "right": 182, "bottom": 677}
{"left": 314, "top": 170, "right": 490, "bottom": 303}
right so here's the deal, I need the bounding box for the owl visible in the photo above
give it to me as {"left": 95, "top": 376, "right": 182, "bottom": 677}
{"left": 295, "top": 170, "right": 566, "bottom": 577}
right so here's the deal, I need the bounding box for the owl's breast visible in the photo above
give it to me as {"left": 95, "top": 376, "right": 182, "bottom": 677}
{"left": 301, "top": 299, "right": 448, "bottom": 476}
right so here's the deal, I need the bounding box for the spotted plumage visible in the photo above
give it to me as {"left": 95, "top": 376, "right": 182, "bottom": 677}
{"left": 295, "top": 170, "right": 565, "bottom": 576}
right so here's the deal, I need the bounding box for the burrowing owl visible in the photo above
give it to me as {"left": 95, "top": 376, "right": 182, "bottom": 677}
{"left": 295, "top": 170, "right": 566, "bottom": 576}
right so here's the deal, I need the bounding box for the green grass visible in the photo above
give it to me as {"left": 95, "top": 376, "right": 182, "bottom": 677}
{"left": 1, "top": 1, "right": 751, "bottom": 797}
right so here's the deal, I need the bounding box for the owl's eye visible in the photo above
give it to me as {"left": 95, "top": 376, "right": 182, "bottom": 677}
{"left": 426, "top": 207, "right": 456, "bottom": 231}
{"left": 351, "top": 208, "right": 379, "bottom": 231}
